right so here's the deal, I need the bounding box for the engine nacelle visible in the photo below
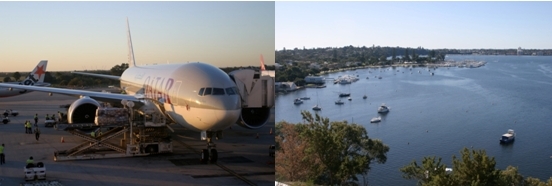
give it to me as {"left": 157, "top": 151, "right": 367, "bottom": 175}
{"left": 67, "top": 96, "right": 101, "bottom": 123}
{"left": 237, "top": 108, "right": 271, "bottom": 129}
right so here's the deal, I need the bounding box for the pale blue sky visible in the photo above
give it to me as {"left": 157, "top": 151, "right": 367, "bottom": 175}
{"left": 0, "top": 1, "right": 274, "bottom": 72}
{"left": 276, "top": 2, "right": 552, "bottom": 50}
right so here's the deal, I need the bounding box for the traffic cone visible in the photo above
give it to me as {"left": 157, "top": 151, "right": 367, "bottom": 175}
{"left": 269, "top": 128, "right": 273, "bottom": 135}
{"left": 61, "top": 137, "right": 64, "bottom": 143}
{"left": 256, "top": 133, "right": 259, "bottom": 139}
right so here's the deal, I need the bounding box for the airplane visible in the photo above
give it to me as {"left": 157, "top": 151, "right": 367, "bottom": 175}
{"left": 0, "top": 19, "right": 271, "bottom": 162}
{"left": 0, "top": 60, "right": 50, "bottom": 98}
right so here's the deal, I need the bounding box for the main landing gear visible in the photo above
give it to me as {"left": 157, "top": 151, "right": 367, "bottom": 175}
{"left": 200, "top": 131, "right": 220, "bottom": 164}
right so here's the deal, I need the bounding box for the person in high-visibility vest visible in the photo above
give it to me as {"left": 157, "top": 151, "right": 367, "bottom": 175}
{"left": 91, "top": 131, "right": 95, "bottom": 138}
{"left": 24, "top": 121, "right": 28, "bottom": 134}
{"left": 0, "top": 143, "right": 5, "bottom": 165}
{"left": 45, "top": 114, "right": 50, "bottom": 121}
{"left": 26, "top": 156, "right": 34, "bottom": 165}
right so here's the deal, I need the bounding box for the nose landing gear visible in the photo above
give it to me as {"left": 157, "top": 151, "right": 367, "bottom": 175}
{"left": 200, "top": 131, "right": 219, "bottom": 164}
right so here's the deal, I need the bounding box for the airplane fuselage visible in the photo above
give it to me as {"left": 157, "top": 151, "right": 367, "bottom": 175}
{"left": 120, "top": 62, "right": 241, "bottom": 132}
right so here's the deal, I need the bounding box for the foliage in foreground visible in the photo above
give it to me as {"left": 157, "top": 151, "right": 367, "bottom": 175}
{"left": 276, "top": 111, "right": 389, "bottom": 185}
{"left": 400, "top": 147, "right": 552, "bottom": 186}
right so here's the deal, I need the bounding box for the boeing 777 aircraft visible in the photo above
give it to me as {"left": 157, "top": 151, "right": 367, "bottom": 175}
{"left": 0, "top": 60, "right": 50, "bottom": 98}
{"left": 0, "top": 19, "right": 271, "bottom": 162}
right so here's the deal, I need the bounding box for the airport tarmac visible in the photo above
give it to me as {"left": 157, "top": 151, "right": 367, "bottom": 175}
{"left": 0, "top": 90, "right": 275, "bottom": 186}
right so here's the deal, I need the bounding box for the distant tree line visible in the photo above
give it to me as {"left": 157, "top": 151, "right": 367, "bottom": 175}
{"left": 276, "top": 45, "right": 446, "bottom": 66}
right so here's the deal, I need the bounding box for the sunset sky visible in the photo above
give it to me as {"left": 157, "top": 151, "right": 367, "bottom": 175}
{"left": 0, "top": 1, "right": 275, "bottom": 72}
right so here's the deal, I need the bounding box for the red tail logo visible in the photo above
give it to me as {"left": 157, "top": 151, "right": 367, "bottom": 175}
{"left": 260, "top": 54, "right": 266, "bottom": 71}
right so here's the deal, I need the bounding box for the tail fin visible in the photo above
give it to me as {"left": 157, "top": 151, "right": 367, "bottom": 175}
{"left": 260, "top": 54, "right": 266, "bottom": 71}
{"left": 127, "top": 17, "right": 136, "bottom": 67}
{"left": 24, "top": 60, "right": 48, "bottom": 83}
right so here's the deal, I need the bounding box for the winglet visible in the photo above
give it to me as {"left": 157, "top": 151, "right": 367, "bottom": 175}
{"left": 260, "top": 54, "right": 266, "bottom": 71}
{"left": 24, "top": 60, "right": 48, "bottom": 83}
{"left": 127, "top": 17, "right": 136, "bottom": 67}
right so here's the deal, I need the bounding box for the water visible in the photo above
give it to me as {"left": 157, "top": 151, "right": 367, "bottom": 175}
{"left": 275, "top": 55, "right": 552, "bottom": 185}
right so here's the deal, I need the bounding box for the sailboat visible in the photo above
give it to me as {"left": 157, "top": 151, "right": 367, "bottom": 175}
{"left": 300, "top": 89, "right": 310, "bottom": 100}
{"left": 313, "top": 90, "right": 322, "bottom": 111}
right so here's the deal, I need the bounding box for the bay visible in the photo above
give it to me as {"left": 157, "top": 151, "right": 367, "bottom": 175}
{"left": 275, "top": 55, "right": 552, "bottom": 185}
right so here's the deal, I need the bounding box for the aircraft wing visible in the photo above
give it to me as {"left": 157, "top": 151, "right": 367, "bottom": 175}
{"left": 0, "top": 83, "right": 139, "bottom": 103}
{"left": 72, "top": 71, "right": 121, "bottom": 81}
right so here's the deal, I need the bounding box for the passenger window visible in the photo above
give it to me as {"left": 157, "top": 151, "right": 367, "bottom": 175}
{"left": 213, "top": 88, "right": 225, "bottom": 95}
{"left": 226, "top": 87, "right": 235, "bottom": 95}
{"left": 204, "top": 88, "right": 212, "bottom": 95}
{"left": 198, "top": 88, "right": 205, "bottom": 96}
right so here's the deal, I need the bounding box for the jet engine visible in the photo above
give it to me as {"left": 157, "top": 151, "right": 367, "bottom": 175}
{"left": 67, "top": 96, "right": 101, "bottom": 123}
{"left": 237, "top": 108, "right": 271, "bottom": 129}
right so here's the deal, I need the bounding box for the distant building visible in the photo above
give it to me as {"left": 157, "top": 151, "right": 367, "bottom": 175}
{"left": 275, "top": 82, "right": 298, "bottom": 92}
{"left": 308, "top": 62, "right": 321, "bottom": 69}
{"left": 305, "top": 76, "right": 325, "bottom": 85}
{"left": 517, "top": 47, "right": 523, "bottom": 55}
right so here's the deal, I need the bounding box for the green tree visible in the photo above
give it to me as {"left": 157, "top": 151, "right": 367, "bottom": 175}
{"left": 404, "top": 48, "right": 411, "bottom": 61}
{"left": 13, "top": 72, "right": 21, "bottom": 81}
{"left": 3, "top": 76, "right": 11, "bottom": 82}
{"left": 400, "top": 148, "right": 552, "bottom": 186}
{"left": 392, "top": 48, "right": 397, "bottom": 62}
{"left": 110, "top": 63, "right": 129, "bottom": 76}
{"left": 300, "top": 111, "right": 389, "bottom": 185}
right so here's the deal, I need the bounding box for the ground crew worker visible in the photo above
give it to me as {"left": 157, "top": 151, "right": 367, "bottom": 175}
{"left": 34, "top": 113, "right": 38, "bottom": 125}
{"left": 91, "top": 131, "right": 95, "bottom": 138}
{"left": 26, "top": 156, "right": 34, "bottom": 165}
{"left": 57, "top": 111, "right": 62, "bottom": 123}
{"left": 24, "top": 121, "right": 29, "bottom": 134}
{"left": 45, "top": 114, "right": 50, "bottom": 120}
{"left": 35, "top": 127, "right": 41, "bottom": 141}
{"left": 27, "top": 121, "right": 33, "bottom": 134}
{"left": 51, "top": 114, "right": 56, "bottom": 122}
{"left": 0, "top": 143, "right": 5, "bottom": 165}
{"left": 98, "top": 129, "right": 103, "bottom": 136}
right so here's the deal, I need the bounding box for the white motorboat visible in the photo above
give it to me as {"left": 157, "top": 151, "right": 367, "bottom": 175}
{"left": 499, "top": 129, "right": 515, "bottom": 144}
{"left": 370, "top": 116, "right": 381, "bottom": 123}
{"left": 378, "top": 103, "right": 390, "bottom": 113}
{"left": 294, "top": 98, "right": 303, "bottom": 105}
{"left": 335, "top": 99, "right": 344, "bottom": 105}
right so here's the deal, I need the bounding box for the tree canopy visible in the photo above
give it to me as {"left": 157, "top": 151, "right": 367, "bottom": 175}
{"left": 401, "top": 147, "right": 552, "bottom": 186}
{"left": 276, "top": 111, "right": 389, "bottom": 185}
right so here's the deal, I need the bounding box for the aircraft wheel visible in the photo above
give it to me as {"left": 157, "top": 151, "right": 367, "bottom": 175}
{"left": 201, "top": 149, "right": 209, "bottom": 164}
{"left": 210, "top": 149, "right": 218, "bottom": 163}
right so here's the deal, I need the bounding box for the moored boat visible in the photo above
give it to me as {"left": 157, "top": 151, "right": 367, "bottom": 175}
{"left": 378, "top": 103, "right": 390, "bottom": 113}
{"left": 499, "top": 129, "right": 515, "bottom": 144}
{"left": 294, "top": 98, "right": 303, "bottom": 105}
{"left": 370, "top": 116, "right": 381, "bottom": 123}
{"left": 312, "top": 104, "right": 322, "bottom": 111}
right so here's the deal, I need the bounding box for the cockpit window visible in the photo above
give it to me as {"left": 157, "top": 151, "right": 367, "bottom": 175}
{"left": 198, "top": 88, "right": 205, "bottom": 96}
{"left": 204, "top": 88, "right": 212, "bottom": 95}
{"left": 213, "top": 88, "right": 225, "bottom": 95}
{"left": 226, "top": 87, "right": 235, "bottom": 95}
